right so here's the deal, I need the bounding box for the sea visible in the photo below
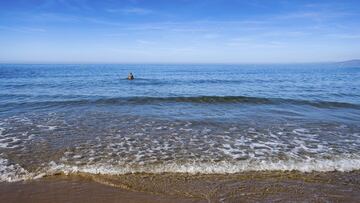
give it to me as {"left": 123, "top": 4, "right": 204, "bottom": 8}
{"left": 0, "top": 63, "right": 360, "bottom": 182}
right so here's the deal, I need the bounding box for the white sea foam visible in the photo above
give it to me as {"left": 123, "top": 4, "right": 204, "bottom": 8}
{"left": 46, "top": 156, "right": 360, "bottom": 176}
{"left": 0, "top": 155, "right": 31, "bottom": 182}
{"left": 36, "top": 125, "right": 57, "bottom": 131}
{"left": 1, "top": 155, "right": 360, "bottom": 182}
{"left": 1, "top": 115, "right": 360, "bottom": 183}
{"left": 0, "top": 127, "right": 21, "bottom": 149}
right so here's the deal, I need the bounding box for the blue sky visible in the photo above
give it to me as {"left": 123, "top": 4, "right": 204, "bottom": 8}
{"left": 0, "top": 0, "right": 360, "bottom": 63}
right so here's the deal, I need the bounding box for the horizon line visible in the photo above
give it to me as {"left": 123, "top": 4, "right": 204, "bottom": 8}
{"left": 0, "top": 60, "right": 356, "bottom": 65}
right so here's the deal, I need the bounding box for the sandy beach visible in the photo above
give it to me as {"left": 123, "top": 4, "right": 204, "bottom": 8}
{"left": 1, "top": 171, "right": 359, "bottom": 202}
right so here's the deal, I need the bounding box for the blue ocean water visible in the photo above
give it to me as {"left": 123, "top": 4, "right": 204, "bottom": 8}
{"left": 0, "top": 64, "right": 360, "bottom": 180}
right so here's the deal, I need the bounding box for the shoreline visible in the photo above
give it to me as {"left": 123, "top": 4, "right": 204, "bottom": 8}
{"left": 1, "top": 170, "right": 359, "bottom": 202}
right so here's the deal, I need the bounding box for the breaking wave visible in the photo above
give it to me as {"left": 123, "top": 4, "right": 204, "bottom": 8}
{"left": 2, "top": 95, "right": 360, "bottom": 109}
{"left": 1, "top": 157, "right": 360, "bottom": 182}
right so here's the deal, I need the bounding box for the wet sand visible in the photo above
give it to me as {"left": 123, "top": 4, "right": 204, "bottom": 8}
{"left": 1, "top": 171, "right": 360, "bottom": 202}
{"left": 0, "top": 176, "right": 200, "bottom": 203}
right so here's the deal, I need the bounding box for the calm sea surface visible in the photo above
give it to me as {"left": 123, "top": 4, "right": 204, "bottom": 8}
{"left": 1, "top": 64, "right": 360, "bottom": 181}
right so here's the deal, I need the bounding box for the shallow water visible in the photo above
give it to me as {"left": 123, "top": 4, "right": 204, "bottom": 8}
{"left": 0, "top": 64, "right": 360, "bottom": 181}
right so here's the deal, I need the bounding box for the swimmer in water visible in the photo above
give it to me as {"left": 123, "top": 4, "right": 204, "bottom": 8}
{"left": 127, "top": 72, "right": 134, "bottom": 80}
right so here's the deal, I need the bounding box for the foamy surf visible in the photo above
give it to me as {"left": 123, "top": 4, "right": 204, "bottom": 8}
{"left": 50, "top": 157, "right": 360, "bottom": 174}
{"left": 0, "top": 155, "right": 31, "bottom": 182}
{"left": 2, "top": 156, "right": 360, "bottom": 182}
{"left": 0, "top": 113, "right": 360, "bottom": 182}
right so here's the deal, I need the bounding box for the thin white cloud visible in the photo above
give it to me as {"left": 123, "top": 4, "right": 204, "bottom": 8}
{"left": 136, "top": 39, "right": 156, "bottom": 45}
{"left": 106, "top": 7, "right": 153, "bottom": 15}
{"left": 25, "top": 12, "right": 82, "bottom": 23}
{"left": 226, "top": 37, "right": 286, "bottom": 48}
{"left": 37, "top": 0, "right": 92, "bottom": 11}
{"left": 0, "top": 26, "right": 46, "bottom": 33}
{"left": 203, "top": 33, "right": 220, "bottom": 39}
{"left": 103, "top": 33, "right": 128, "bottom": 37}
{"left": 274, "top": 10, "right": 357, "bottom": 22}
{"left": 260, "top": 31, "right": 309, "bottom": 37}
{"left": 327, "top": 34, "right": 360, "bottom": 39}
